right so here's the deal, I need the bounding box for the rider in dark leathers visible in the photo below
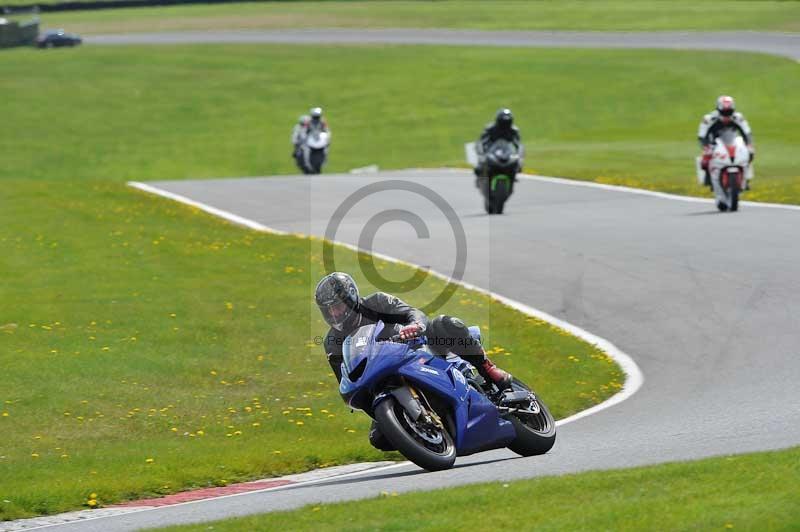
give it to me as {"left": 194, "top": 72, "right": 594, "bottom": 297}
{"left": 315, "top": 272, "right": 512, "bottom": 450}
{"left": 474, "top": 108, "right": 522, "bottom": 183}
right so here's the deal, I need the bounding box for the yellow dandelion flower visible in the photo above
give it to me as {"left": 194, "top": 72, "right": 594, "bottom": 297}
{"left": 90, "top": 493, "right": 97, "bottom": 499}
{"left": 87, "top": 499, "right": 98, "bottom": 508}
{"left": 197, "top": 430, "right": 205, "bottom": 436}
{"left": 31, "top": 453, "right": 39, "bottom": 458}
{"left": 1, "top": 412, "right": 8, "bottom": 417}
{"left": 273, "top": 450, "right": 282, "bottom": 454}
{"left": 145, "top": 458, "right": 154, "bottom": 463}
{"left": 295, "top": 421, "right": 304, "bottom": 426}
{"left": 234, "top": 430, "right": 242, "bottom": 435}
{"left": 252, "top": 422, "right": 260, "bottom": 427}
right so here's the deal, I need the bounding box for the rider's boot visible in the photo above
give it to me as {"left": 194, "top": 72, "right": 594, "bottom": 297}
{"left": 479, "top": 357, "right": 513, "bottom": 391}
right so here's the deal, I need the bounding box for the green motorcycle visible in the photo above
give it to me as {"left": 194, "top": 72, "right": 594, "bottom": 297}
{"left": 479, "top": 139, "right": 520, "bottom": 215}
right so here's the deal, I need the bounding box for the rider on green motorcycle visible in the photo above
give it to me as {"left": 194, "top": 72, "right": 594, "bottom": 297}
{"left": 474, "top": 108, "right": 522, "bottom": 182}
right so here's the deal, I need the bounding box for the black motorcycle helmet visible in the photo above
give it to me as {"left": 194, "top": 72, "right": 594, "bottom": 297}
{"left": 495, "top": 108, "right": 513, "bottom": 130}
{"left": 315, "top": 272, "right": 360, "bottom": 332}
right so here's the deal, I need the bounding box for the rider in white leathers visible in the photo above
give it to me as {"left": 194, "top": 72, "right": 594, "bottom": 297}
{"left": 697, "top": 95, "right": 754, "bottom": 187}
{"left": 291, "top": 107, "right": 330, "bottom": 159}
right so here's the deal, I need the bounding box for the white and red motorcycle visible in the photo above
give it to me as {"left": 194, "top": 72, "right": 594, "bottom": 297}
{"left": 696, "top": 130, "right": 753, "bottom": 212}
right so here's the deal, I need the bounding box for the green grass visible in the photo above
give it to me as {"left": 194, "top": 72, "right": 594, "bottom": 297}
{"left": 158, "top": 446, "right": 800, "bottom": 531}
{"left": 0, "top": 45, "right": 630, "bottom": 520}
{"left": 1, "top": 180, "right": 618, "bottom": 520}
{"left": 2, "top": 45, "right": 799, "bottom": 203}
{"left": 26, "top": 1, "right": 800, "bottom": 35}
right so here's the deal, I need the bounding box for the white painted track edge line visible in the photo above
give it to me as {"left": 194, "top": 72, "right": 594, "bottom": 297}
{"left": 15, "top": 462, "right": 413, "bottom": 531}
{"left": 518, "top": 173, "right": 800, "bottom": 211}
{"left": 128, "top": 182, "right": 290, "bottom": 234}
{"left": 126, "top": 179, "right": 644, "bottom": 420}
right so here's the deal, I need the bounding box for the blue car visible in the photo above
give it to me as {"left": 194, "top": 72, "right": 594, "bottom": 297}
{"left": 36, "top": 29, "right": 82, "bottom": 49}
{"left": 339, "top": 321, "right": 556, "bottom": 471}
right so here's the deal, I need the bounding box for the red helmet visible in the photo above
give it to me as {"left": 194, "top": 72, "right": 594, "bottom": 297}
{"left": 716, "top": 95, "right": 735, "bottom": 117}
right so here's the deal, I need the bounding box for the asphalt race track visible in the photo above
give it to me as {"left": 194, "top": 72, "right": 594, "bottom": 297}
{"left": 87, "top": 29, "right": 800, "bottom": 61}
{"left": 43, "top": 169, "right": 800, "bottom": 531}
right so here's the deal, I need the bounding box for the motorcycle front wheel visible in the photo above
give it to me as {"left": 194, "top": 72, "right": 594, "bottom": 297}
{"left": 729, "top": 172, "right": 740, "bottom": 212}
{"left": 493, "top": 178, "right": 510, "bottom": 214}
{"left": 375, "top": 397, "right": 456, "bottom": 471}
{"left": 309, "top": 149, "right": 325, "bottom": 174}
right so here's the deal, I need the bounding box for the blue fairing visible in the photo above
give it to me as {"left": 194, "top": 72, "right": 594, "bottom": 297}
{"left": 339, "top": 321, "right": 516, "bottom": 456}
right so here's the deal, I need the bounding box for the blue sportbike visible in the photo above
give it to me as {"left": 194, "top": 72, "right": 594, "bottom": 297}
{"left": 339, "top": 321, "right": 556, "bottom": 471}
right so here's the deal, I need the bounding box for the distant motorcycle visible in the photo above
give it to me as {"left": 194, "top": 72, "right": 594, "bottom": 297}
{"left": 696, "top": 130, "right": 753, "bottom": 212}
{"left": 339, "top": 321, "right": 556, "bottom": 472}
{"left": 294, "top": 129, "right": 330, "bottom": 174}
{"left": 478, "top": 139, "right": 522, "bottom": 214}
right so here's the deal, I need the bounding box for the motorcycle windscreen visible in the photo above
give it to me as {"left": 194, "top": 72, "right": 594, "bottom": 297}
{"left": 342, "top": 321, "right": 384, "bottom": 379}
{"left": 488, "top": 139, "right": 517, "bottom": 158}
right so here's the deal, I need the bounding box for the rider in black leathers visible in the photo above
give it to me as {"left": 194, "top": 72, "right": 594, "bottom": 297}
{"left": 474, "top": 108, "right": 522, "bottom": 183}
{"left": 315, "top": 272, "right": 513, "bottom": 450}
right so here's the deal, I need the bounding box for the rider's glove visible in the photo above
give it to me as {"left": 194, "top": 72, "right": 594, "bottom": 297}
{"left": 701, "top": 146, "right": 712, "bottom": 169}
{"left": 399, "top": 323, "right": 425, "bottom": 340}
{"left": 747, "top": 145, "right": 755, "bottom": 163}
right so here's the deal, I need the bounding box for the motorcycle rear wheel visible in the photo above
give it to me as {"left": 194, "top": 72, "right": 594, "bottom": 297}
{"left": 505, "top": 378, "right": 556, "bottom": 457}
{"left": 375, "top": 397, "right": 456, "bottom": 471}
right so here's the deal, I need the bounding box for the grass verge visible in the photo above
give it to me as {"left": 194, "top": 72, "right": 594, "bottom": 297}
{"left": 3, "top": 45, "right": 799, "bottom": 203}
{"left": 157, "top": 446, "right": 800, "bottom": 531}
{"left": 28, "top": 1, "right": 800, "bottom": 35}
{"left": 0, "top": 177, "right": 620, "bottom": 520}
